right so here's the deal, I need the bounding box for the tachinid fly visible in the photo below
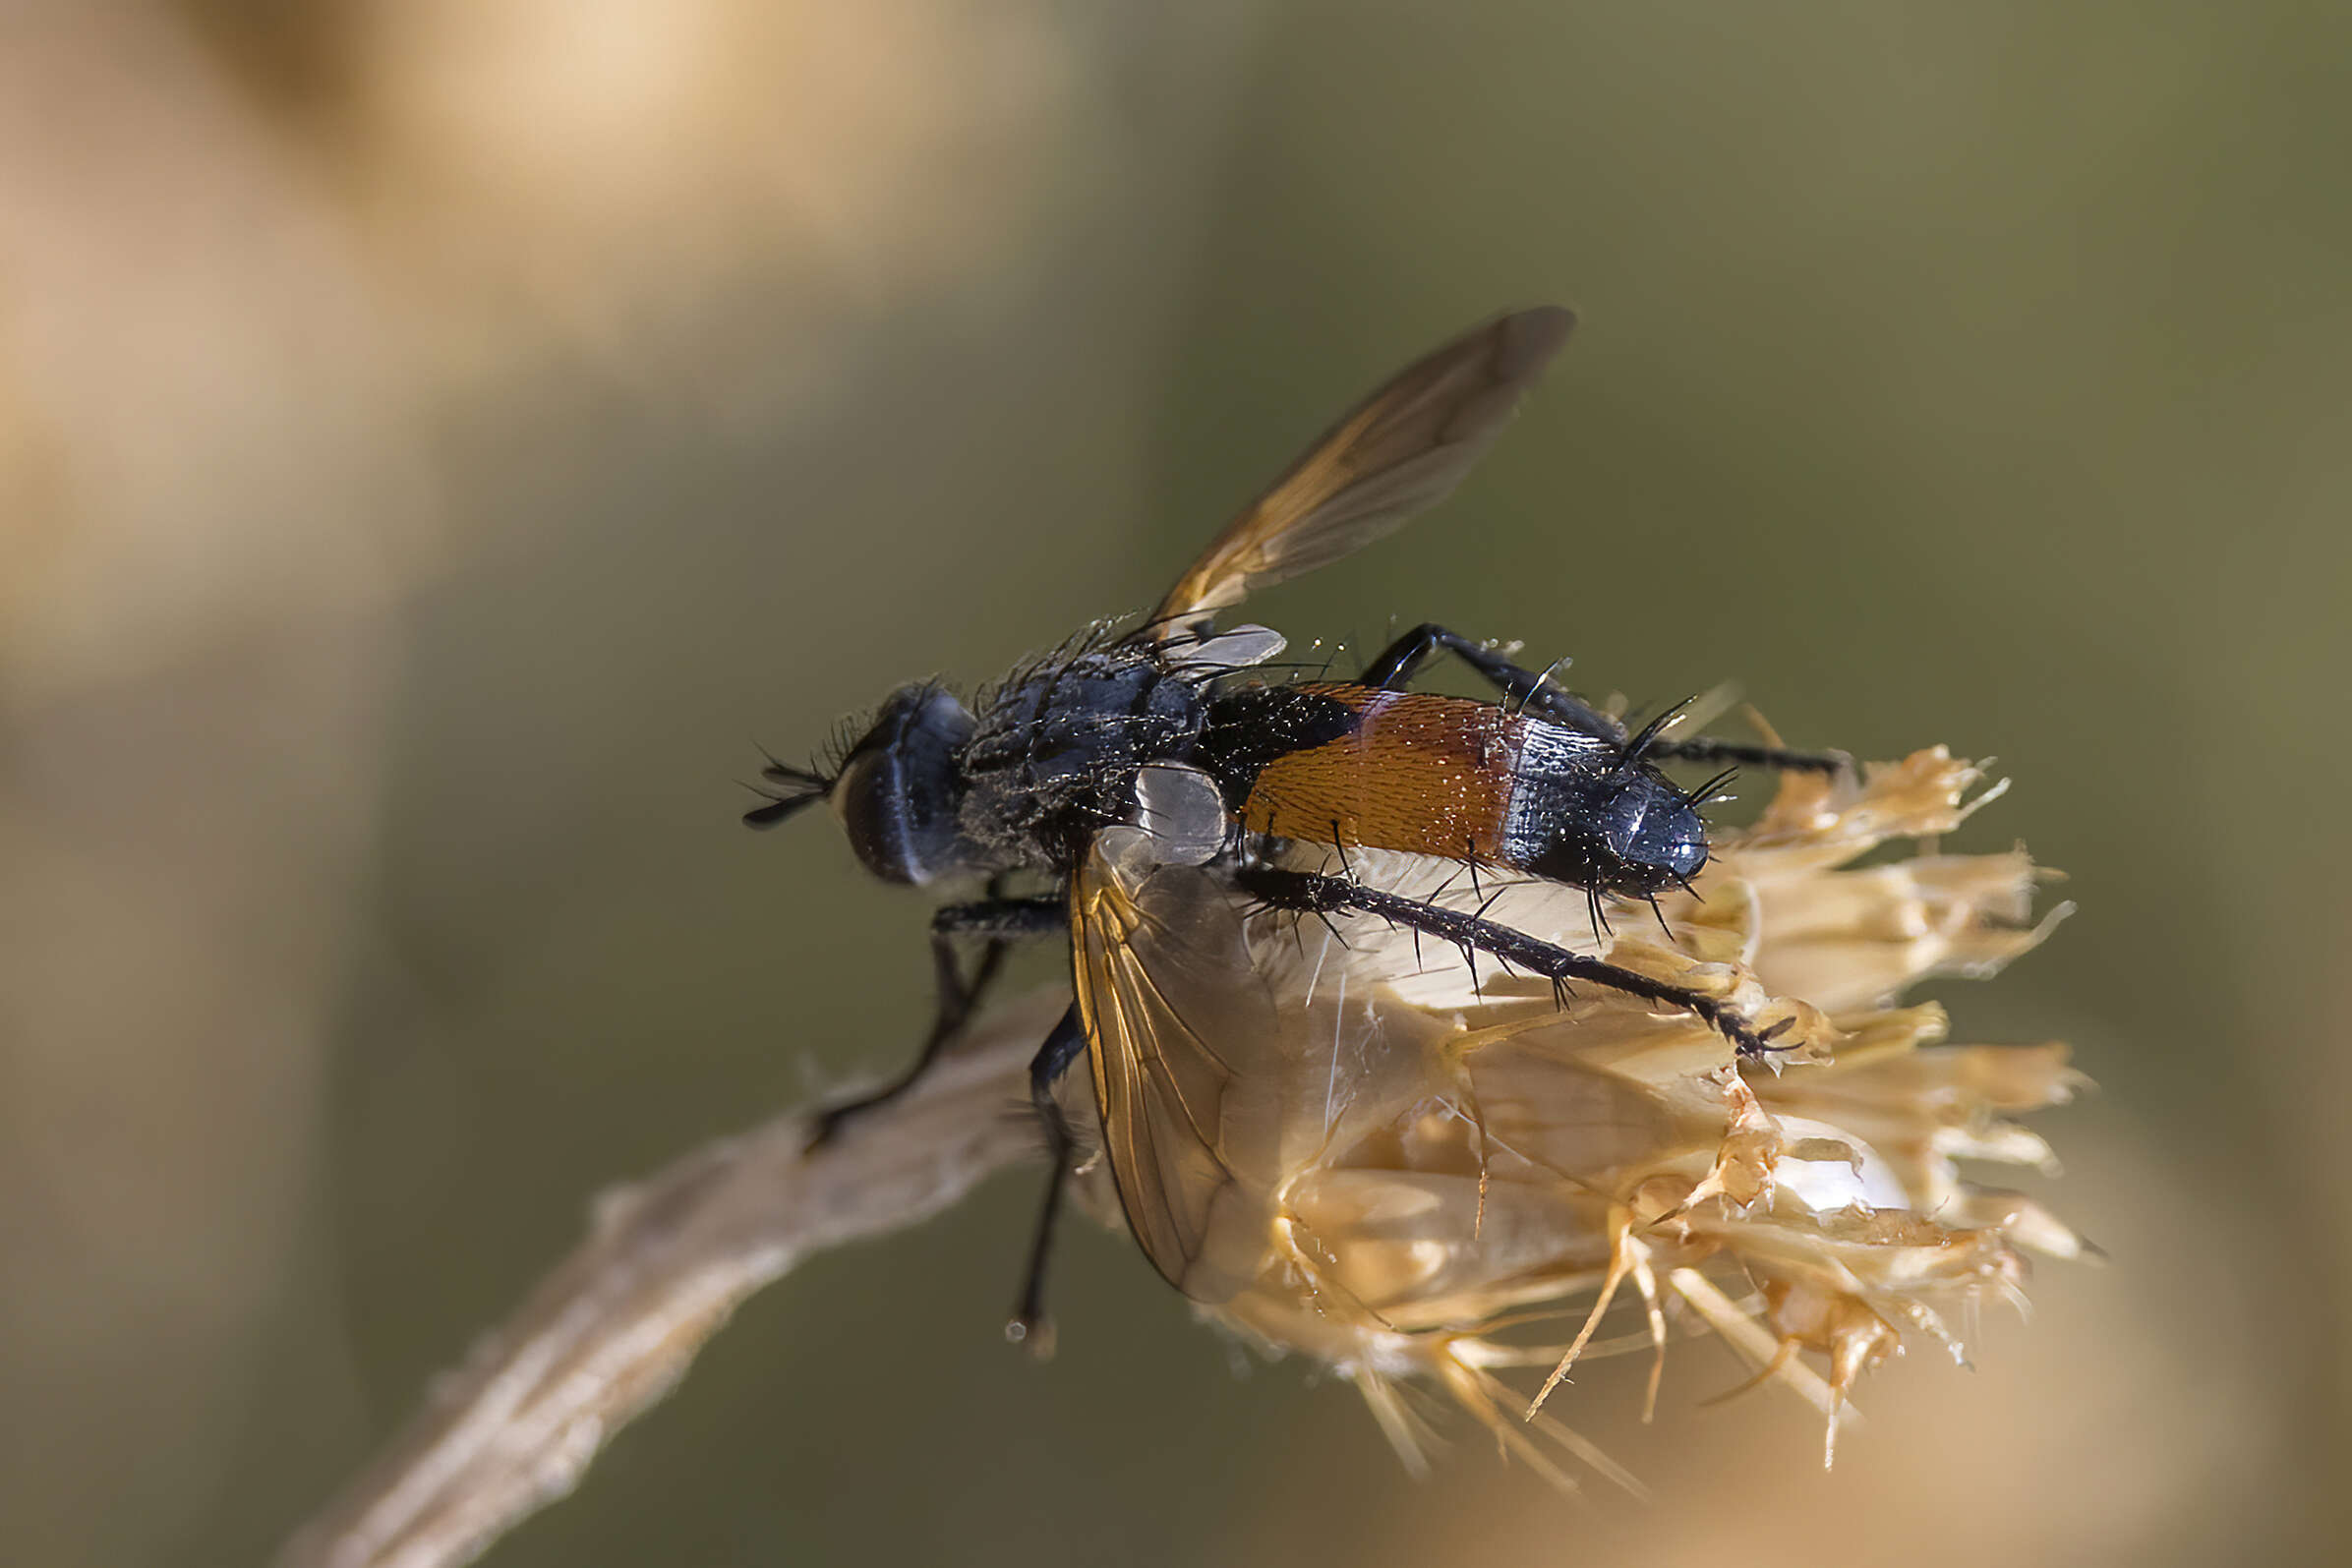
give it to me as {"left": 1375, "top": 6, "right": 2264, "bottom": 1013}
{"left": 745, "top": 308, "right": 1848, "bottom": 1338}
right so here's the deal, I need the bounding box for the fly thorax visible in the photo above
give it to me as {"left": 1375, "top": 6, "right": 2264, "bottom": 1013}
{"left": 959, "top": 649, "right": 1209, "bottom": 867}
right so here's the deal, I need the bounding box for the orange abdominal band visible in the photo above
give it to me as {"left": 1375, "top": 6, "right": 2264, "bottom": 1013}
{"left": 1238, "top": 686, "right": 1517, "bottom": 863}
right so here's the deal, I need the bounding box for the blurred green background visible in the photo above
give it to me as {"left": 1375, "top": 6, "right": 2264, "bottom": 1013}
{"left": 4, "top": 2, "right": 2346, "bottom": 1564}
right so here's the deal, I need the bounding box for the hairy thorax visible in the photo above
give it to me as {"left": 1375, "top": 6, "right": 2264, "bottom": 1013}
{"left": 958, "top": 646, "right": 1210, "bottom": 870}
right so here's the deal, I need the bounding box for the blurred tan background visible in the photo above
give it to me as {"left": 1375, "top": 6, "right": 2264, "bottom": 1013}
{"left": 4, "top": 2, "right": 2346, "bottom": 1564}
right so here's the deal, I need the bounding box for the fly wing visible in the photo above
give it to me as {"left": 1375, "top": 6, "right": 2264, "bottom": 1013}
{"left": 1147, "top": 307, "right": 1575, "bottom": 639}
{"left": 1070, "top": 779, "right": 1291, "bottom": 1304}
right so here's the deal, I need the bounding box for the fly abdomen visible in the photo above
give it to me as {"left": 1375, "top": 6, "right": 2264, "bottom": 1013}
{"left": 1205, "top": 683, "right": 1707, "bottom": 898}
{"left": 1223, "top": 685, "right": 1514, "bottom": 863}
{"left": 1501, "top": 722, "right": 1708, "bottom": 895}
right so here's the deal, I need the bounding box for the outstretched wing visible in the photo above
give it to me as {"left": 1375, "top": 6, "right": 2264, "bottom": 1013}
{"left": 1068, "top": 774, "right": 1291, "bottom": 1304}
{"left": 1147, "top": 306, "right": 1575, "bottom": 639}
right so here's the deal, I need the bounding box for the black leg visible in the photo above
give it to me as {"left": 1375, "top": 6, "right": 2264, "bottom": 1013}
{"left": 1360, "top": 621, "right": 1627, "bottom": 742}
{"left": 1007, "top": 1004, "right": 1088, "bottom": 1356}
{"left": 807, "top": 896, "right": 1065, "bottom": 1146}
{"left": 1360, "top": 621, "right": 1852, "bottom": 777}
{"left": 1642, "top": 734, "right": 1852, "bottom": 776}
{"left": 1237, "top": 866, "right": 1795, "bottom": 1057}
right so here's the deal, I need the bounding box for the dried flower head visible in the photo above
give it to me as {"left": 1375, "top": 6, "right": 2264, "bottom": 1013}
{"left": 1066, "top": 745, "right": 2082, "bottom": 1487}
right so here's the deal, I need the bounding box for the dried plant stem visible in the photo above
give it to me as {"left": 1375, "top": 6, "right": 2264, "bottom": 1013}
{"left": 276, "top": 991, "right": 1066, "bottom": 1568}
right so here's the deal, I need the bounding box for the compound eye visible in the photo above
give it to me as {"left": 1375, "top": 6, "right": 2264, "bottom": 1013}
{"left": 831, "top": 686, "right": 974, "bottom": 885}
{"left": 831, "top": 746, "right": 918, "bottom": 884}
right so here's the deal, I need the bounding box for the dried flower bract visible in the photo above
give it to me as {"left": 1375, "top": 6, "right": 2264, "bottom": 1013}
{"left": 1067, "top": 746, "right": 2083, "bottom": 1485}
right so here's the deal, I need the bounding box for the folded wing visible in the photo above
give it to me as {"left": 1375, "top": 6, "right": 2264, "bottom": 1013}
{"left": 1070, "top": 823, "right": 1289, "bottom": 1304}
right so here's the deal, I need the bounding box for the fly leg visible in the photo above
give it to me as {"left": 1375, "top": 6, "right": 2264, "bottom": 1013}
{"left": 1236, "top": 866, "right": 1796, "bottom": 1058}
{"left": 1361, "top": 621, "right": 1624, "bottom": 740}
{"left": 1638, "top": 732, "right": 1852, "bottom": 776}
{"left": 806, "top": 895, "right": 1065, "bottom": 1147}
{"left": 1360, "top": 621, "right": 1850, "bottom": 775}
{"left": 1007, "top": 1003, "right": 1088, "bottom": 1356}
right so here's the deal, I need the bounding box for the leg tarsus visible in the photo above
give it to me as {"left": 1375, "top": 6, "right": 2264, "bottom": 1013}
{"left": 1007, "top": 1005, "right": 1087, "bottom": 1356}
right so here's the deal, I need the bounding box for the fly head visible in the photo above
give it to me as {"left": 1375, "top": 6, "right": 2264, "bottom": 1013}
{"left": 745, "top": 682, "right": 978, "bottom": 887}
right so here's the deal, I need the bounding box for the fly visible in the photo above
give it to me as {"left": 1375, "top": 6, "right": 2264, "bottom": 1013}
{"left": 743, "top": 307, "right": 1848, "bottom": 1341}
